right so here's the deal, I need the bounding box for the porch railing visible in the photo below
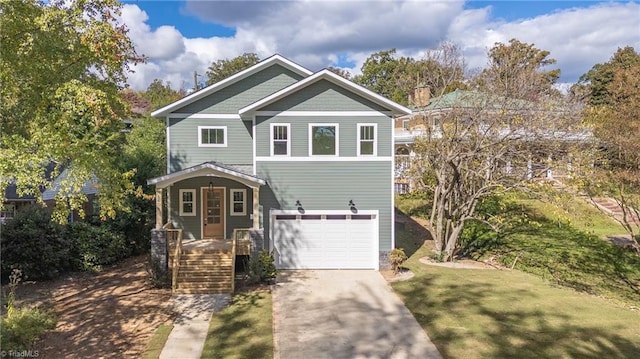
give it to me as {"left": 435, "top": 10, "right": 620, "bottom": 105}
{"left": 231, "top": 235, "right": 237, "bottom": 293}
{"left": 164, "top": 222, "right": 183, "bottom": 293}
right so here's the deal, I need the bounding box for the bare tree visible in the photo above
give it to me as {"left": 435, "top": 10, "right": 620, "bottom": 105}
{"left": 408, "top": 41, "right": 581, "bottom": 261}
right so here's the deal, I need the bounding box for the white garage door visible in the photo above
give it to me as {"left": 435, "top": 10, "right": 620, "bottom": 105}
{"left": 272, "top": 211, "right": 378, "bottom": 269}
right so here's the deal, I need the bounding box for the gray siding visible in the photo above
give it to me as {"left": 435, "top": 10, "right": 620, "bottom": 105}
{"left": 169, "top": 118, "right": 252, "bottom": 172}
{"left": 168, "top": 177, "right": 253, "bottom": 239}
{"left": 177, "top": 65, "right": 304, "bottom": 114}
{"left": 260, "top": 80, "right": 389, "bottom": 112}
{"left": 255, "top": 115, "right": 392, "bottom": 157}
{"left": 257, "top": 161, "right": 393, "bottom": 251}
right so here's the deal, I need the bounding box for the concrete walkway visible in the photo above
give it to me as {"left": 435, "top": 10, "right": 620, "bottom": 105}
{"left": 273, "top": 270, "right": 442, "bottom": 359}
{"left": 159, "top": 294, "right": 230, "bottom": 359}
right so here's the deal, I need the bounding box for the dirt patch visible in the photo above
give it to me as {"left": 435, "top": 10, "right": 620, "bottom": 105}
{"left": 419, "top": 256, "right": 503, "bottom": 270}
{"left": 8, "top": 255, "right": 175, "bottom": 358}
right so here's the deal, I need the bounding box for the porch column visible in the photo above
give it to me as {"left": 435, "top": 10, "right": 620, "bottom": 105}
{"left": 253, "top": 187, "right": 260, "bottom": 229}
{"left": 155, "top": 187, "right": 163, "bottom": 229}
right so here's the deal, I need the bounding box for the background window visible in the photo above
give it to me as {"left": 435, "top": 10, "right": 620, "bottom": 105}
{"left": 198, "top": 126, "right": 226, "bottom": 147}
{"left": 311, "top": 125, "right": 337, "bottom": 155}
{"left": 272, "top": 124, "right": 289, "bottom": 155}
{"left": 231, "top": 189, "right": 246, "bottom": 216}
{"left": 358, "top": 124, "right": 376, "bottom": 156}
{"left": 179, "top": 189, "right": 196, "bottom": 216}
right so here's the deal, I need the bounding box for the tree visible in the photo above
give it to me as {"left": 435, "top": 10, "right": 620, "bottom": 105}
{"left": 578, "top": 47, "right": 640, "bottom": 251}
{"left": 143, "top": 79, "right": 185, "bottom": 111}
{"left": 409, "top": 41, "right": 579, "bottom": 261}
{"left": 206, "top": 53, "right": 260, "bottom": 86}
{"left": 326, "top": 66, "right": 352, "bottom": 80}
{"left": 354, "top": 49, "right": 416, "bottom": 105}
{"left": 474, "top": 39, "right": 561, "bottom": 101}
{"left": 0, "top": 0, "right": 141, "bottom": 222}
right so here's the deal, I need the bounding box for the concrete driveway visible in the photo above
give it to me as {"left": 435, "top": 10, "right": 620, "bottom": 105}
{"left": 273, "top": 270, "right": 442, "bottom": 359}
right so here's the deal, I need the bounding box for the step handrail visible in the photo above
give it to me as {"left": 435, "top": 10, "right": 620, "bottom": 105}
{"left": 170, "top": 229, "right": 183, "bottom": 293}
{"left": 231, "top": 235, "right": 236, "bottom": 293}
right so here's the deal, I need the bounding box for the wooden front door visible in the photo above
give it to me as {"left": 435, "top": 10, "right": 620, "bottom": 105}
{"left": 202, "top": 188, "right": 224, "bottom": 238}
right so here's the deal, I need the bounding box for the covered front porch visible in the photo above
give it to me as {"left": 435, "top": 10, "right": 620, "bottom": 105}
{"left": 148, "top": 162, "right": 267, "bottom": 294}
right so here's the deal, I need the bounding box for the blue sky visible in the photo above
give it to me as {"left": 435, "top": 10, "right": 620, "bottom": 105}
{"left": 118, "top": 1, "right": 640, "bottom": 90}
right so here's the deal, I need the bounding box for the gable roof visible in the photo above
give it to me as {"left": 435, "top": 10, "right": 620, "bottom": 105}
{"left": 239, "top": 69, "right": 412, "bottom": 116}
{"left": 147, "top": 161, "right": 266, "bottom": 189}
{"left": 151, "top": 54, "right": 313, "bottom": 117}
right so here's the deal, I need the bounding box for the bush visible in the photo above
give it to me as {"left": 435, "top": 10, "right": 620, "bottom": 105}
{"left": 0, "top": 205, "right": 72, "bottom": 281}
{"left": 0, "top": 270, "right": 56, "bottom": 350}
{"left": 68, "top": 222, "right": 131, "bottom": 271}
{"left": 389, "top": 248, "right": 408, "bottom": 273}
{"left": 244, "top": 251, "right": 276, "bottom": 284}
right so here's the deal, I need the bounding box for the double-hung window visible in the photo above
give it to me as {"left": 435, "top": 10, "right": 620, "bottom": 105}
{"left": 198, "top": 126, "right": 227, "bottom": 147}
{"left": 309, "top": 124, "right": 338, "bottom": 156}
{"left": 357, "top": 124, "right": 377, "bottom": 156}
{"left": 179, "top": 189, "right": 196, "bottom": 216}
{"left": 271, "top": 124, "right": 290, "bottom": 156}
{"left": 230, "top": 189, "right": 246, "bottom": 216}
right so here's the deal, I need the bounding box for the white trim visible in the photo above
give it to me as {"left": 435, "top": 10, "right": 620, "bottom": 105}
{"left": 148, "top": 162, "right": 265, "bottom": 188}
{"left": 167, "top": 186, "right": 172, "bottom": 222}
{"left": 166, "top": 117, "right": 171, "bottom": 175}
{"left": 271, "top": 209, "right": 378, "bottom": 216}
{"left": 391, "top": 115, "right": 396, "bottom": 252}
{"left": 254, "top": 111, "right": 393, "bottom": 117}
{"left": 270, "top": 123, "right": 291, "bottom": 157}
{"left": 252, "top": 115, "right": 257, "bottom": 176}
{"left": 197, "top": 125, "right": 227, "bottom": 147}
{"left": 357, "top": 123, "right": 378, "bottom": 156}
{"left": 239, "top": 69, "right": 412, "bottom": 116}
{"left": 256, "top": 156, "right": 392, "bottom": 162}
{"left": 179, "top": 189, "right": 196, "bottom": 216}
{"left": 230, "top": 189, "right": 247, "bottom": 216}
{"left": 168, "top": 113, "right": 241, "bottom": 119}
{"left": 201, "top": 186, "right": 226, "bottom": 239}
{"left": 308, "top": 123, "right": 339, "bottom": 157}
{"left": 151, "top": 54, "right": 313, "bottom": 117}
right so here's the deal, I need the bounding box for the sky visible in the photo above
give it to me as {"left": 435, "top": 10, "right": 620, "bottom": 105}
{"left": 118, "top": 0, "right": 640, "bottom": 91}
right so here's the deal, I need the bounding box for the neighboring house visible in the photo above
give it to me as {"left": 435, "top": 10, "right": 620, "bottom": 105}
{"left": 1, "top": 168, "right": 98, "bottom": 224}
{"left": 1, "top": 183, "right": 36, "bottom": 223}
{"left": 148, "top": 54, "right": 411, "bottom": 274}
{"left": 392, "top": 89, "right": 588, "bottom": 193}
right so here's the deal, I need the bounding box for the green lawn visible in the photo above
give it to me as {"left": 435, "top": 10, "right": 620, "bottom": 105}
{"left": 201, "top": 290, "right": 273, "bottom": 359}
{"left": 141, "top": 323, "right": 173, "bottom": 359}
{"left": 393, "top": 193, "right": 640, "bottom": 358}
{"left": 392, "top": 247, "right": 640, "bottom": 358}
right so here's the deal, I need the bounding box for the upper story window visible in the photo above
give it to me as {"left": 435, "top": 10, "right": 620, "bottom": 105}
{"left": 309, "top": 124, "right": 338, "bottom": 156}
{"left": 198, "top": 126, "right": 227, "bottom": 147}
{"left": 357, "top": 124, "right": 377, "bottom": 156}
{"left": 230, "top": 189, "right": 246, "bottom": 216}
{"left": 402, "top": 120, "right": 410, "bottom": 130}
{"left": 179, "top": 189, "right": 196, "bottom": 216}
{"left": 271, "top": 124, "right": 290, "bottom": 156}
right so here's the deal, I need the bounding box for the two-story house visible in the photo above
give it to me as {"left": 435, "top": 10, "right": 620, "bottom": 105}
{"left": 148, "top": 55, "right": 410, "bottom": 292}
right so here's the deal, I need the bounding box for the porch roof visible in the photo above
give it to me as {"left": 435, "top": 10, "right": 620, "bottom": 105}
{"left": 147, "top": 161, "right": 266, "bottom": 189}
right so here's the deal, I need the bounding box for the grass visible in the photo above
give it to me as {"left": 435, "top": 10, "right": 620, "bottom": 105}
{"left": 141, "top": 323, "right": 173, "bottom": 359}
{"left": 201, "top": 290, "right": 273, "bottom": 359}
{"left": 392, "top": 245, "right": 640, "bottom": 358}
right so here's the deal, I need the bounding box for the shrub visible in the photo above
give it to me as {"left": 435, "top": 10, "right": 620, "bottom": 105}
{"left": 244, "top": 251, "right": 276, "bottom": 284}
{"left": 0, "top": 205, "right": 72, "bottom": 281}
{"left": 68, "top": 222, "right": 131, "bottom": 271}
{"left": 0, "top": 270, "right": 56, "bottom": 350}
{"left": 389, "top": 248, "right": 408, "bottom": 273}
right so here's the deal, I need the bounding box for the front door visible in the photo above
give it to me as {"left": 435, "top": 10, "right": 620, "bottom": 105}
{"left": 202, "top": 188, "right": 224, "bottom": 238}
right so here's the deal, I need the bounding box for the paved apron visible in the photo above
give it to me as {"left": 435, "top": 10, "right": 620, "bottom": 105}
{"left": 273, "top": 270, "right": 442, "bottom": 359}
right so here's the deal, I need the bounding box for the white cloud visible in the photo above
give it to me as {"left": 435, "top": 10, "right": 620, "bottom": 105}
{"left": 119, "top": 1, "right": 640, "bottom": 91}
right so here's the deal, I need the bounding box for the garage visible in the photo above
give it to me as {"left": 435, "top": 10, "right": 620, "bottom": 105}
{"left": 271, "top": 210, "right": 379, "bottom": 269}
